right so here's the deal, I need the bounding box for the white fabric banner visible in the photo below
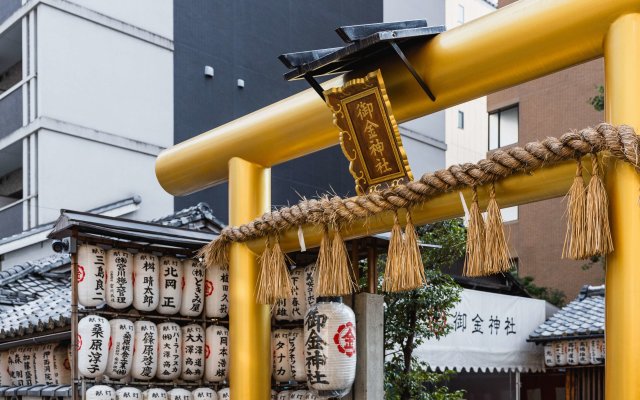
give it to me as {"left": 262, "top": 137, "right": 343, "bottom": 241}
{"left": 415, "top": 289, "right": 545, "bottom": 372}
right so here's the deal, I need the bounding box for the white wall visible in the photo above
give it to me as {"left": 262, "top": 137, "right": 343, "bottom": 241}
{"left": 67, "top": 0, "right": 173, "bottom": 39}
{"left": 37, "top": 5, "right": 173, "bottom": 147}
{"left": 383, "top": 0, "right": 445, "bottom": 25}
{"left": 36, "top": 131, "right": 172, "bottom": 224}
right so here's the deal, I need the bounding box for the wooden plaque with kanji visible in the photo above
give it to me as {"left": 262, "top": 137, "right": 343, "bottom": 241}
{"left": 324, "top": 69, "right": 413, "bottom": 195}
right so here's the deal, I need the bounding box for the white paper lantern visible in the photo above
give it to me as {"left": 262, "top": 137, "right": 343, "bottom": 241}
{"left": 156, "top": 322, "right": 182, "bottom": 380}
{"left": 290, "top": 391, "right": 308, "bottom": 400}
{"left": 217, "top": 389, "right": 230, "bottom": 400}
{"left": 205, "top": 325, "right": 229, "bottom": 382}
{"left": 133, "top": 253, "right": 160, "bottom": 311}
{"left": 167, "top": 388, "right": 191, "bottom": 400}
{"left": 290, "top": 268, "right": 307, "bottom": 321}
{"left": 304, "top": 263, "right": 317, "bottom": 310}
{"left": 589, "top": 338, "right": 604, "bottom": 364}
{"left": 192, "top": 388, "right": 217, "bottom": 400}
{"left": 181, "top": 259, "right": 205, "bottom": 316}
{"left": 157, "top": 257, "right": 183, "bottom": 314}
{"left": 271, "top": 390, "right": 277, "bottom": 400}
{"left": 132, "top": 320, "right": 157, "bottom": 380}
{"left": 78, "top": 315, "right": 111, "bottom": 378}
{"left": 276, "top": 391, "right": 291, "bottom": 400}
{"left": 116, "top": 387, "right": 142, "bottom": 400}
{"left": 8, "top": 347, "right": 23, "bottom": 386}
{"left": 53, "top": 344, "right": 71, "bottom": 385}
{"left": 553, "top": 341, "right": 567, "bottom": 366}
{"left": 274, "top": 298, "right": 289, "bottom": 321}
{"left": 543, "top": 343, "right": 555, "bottom": 367}
{"left": 35, "top": 343, "right": 56, "bottom": 384}
{"left": 22, "top": 345, "right": 36, "bottom": 385}
{"left": 0, "top": 351, "right": 11, "bottom": 386}
{"left": 272, "top": 329, "right": 292, "bottom": 382}
{"left": 105, "top": 319, "right": 134, "bottom": 379}
{"left": 77, "top": 245, "right": 107, "bottom": 307}
{"left": 143, "top": 389, "right": 167, "bottom": 400}
{"left": 106, "top": 249, "right": 134, "bottom": 309}
{"left": 600, "top": 338, "right": 605, "bottom": 360}
{"left": 577, "top": 340, "right": 590, "bottom": 365}
{"left": 87, "top": 385, "right": 116, "bottom": 400}
{"left": 288, "top": 328, "right": 306, "bottom": 382}
{"left": 566, "top": 340, "right": 579, "bottom": 366}
{"left": 181, "top": 324, "right": 205, "bottom": 380}
{"left": 205, "top": 263, "right": 229, "bottom": 319}
{"left": 304, "top": 299, "right": 356, "bottom": 398}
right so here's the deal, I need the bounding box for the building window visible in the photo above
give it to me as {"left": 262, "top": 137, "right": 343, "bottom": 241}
{"left": 489, "top": 105, "right": 519, "bottom": 150}
{"left": 457, "top": 110, "right": 464, "bottom": 129}
{"left": 501, "top": 205, "right": 518, "bottom": 223}
{"left": 457, "top": 4, "right": 465, "bottom": 24}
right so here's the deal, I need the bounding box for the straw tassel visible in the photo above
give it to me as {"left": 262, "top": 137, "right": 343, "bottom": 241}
{"left": 484, "top": 183, "right": 512, "bottom": 274}
{"left": 255, "top": 237, "right": 293, "bottom": 304}
{"left": 198, "top": 238, "right": 230, "bottom": 270}
{"left": 563, "top": 158, "right": 588, "bottom": 259}
{"left": 463, "top": 187, "right": 485, "bottom": 277}
{"left": 316, "top": 225, "right": 355, "bottom": 297}
{"left": 383, "top": 212, "right": 405, "bottom": 292}
{"left": 403, "top": 209, "right": 427, "bottom": 290}
{"left": 585, "top": 154, "right": 613, "bottom": 257}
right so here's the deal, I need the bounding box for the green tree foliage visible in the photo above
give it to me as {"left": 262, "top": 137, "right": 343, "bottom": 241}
{"left": 514, "top": 275, "right": 566, "bottom": 307}
{"left": 383, "top": 219, "right": 466, "bottom": 400}
{"left": 589, "top": 85, "right": 604, "bottom": 112}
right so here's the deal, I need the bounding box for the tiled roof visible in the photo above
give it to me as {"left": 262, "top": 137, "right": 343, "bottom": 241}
{"left": 0, "top": 203, "right": 223, "bottom": 341}
{"left": 152, "top": 202, "right": 225, "bottom": 233}
{"left": 528, "top": 285, "right": 604, "bottom": 343}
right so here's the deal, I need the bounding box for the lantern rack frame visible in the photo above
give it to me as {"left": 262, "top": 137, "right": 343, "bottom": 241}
{"left": 48, "top": 210, "right": 222, "bottom": 400}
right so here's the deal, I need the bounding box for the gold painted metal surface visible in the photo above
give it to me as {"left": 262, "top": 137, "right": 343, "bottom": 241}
{"left": 156, "top": 0, "right": 640, "bottom": 196}
{"left": 246, "top": 160, "right": 580, "bottom": 254}
{"left": 604, "top": 14, "right": 640, "bottom": 399}
{"left": 228, "top": 158, "right": 271, "bottom": 400}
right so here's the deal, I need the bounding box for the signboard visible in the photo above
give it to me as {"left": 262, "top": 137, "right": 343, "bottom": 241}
{"left": 415, "top": 289, "right": 545, "bottom": 372}
{"left": 324, "top": 69, "right": 413, "bottom": 195}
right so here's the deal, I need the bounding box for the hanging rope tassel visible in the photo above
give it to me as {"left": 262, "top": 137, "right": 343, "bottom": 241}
{"left": 329, "top": 229, "right": 356, "bottom": 296}
{"left": 484, "top": 183, "right": 512, "bottom": 274}
{"left": 463, "top": 187, "right": 485, "bottom": 277}
{"left": 198, "top": 238, "right": 230, "bottom": 270}
{"left": 402, "top": 209, "right": 427, "bottom": 291}
{"left": 563, "top": 158, "right": 588, "bottom": 260}
{"left": 271, "top": 238, "right": 294, "bottom": 301}
{"left": 383, "top": 212, "right": 405, "bottom": 292}
{"left": 585, "top": 154, "right": 614, "bottom": 257}
{"left": 256, "top": 237, "right": 275, "bottom": 304}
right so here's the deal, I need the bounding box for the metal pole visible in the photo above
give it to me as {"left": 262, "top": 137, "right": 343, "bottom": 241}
{"left": 228, "top": 157, "right": 271, "bottom": 400}
{"left": 604, "top": 13, "right": 640, "bottom": 399}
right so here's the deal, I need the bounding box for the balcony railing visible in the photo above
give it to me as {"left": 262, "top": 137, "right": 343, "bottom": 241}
{"left": 0, "top": 200, "right": 22, "bottom": 239}
{"left": 0, "top": 85, "right": 22, "bottom": 140}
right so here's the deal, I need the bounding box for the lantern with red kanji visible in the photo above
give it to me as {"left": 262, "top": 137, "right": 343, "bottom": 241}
{"left": 106, "top": 249, "right": 133, "bottom": 309}
{"left": 78, "top": 315, "right": 111, "bottom": 378}
{"left": 205, "top": 325, "right": 229, "bottom": 383}
{"left": 77, "top": 245, "right": 106, "bottom": 307}
{"left": 133, "top": 253, "right": 159, "bottom": 311}
{"left": 105, "top": 318, "right": 134, "bottom": 379}
{"left": 304, "top": 298, "right": 356, "bottom": 398}
{"left": 205, "top": 263, "right": 229, "bottom": 319}
{"left": 131, "top": 320, "right": 158, "bottom": 380}
{"left": 157, "top": 256, "right": 183, "bottom": 315}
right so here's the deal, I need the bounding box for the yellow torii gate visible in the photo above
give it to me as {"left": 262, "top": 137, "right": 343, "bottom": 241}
{"left": 155, "top": 0, "right": 640, "bottom": 398}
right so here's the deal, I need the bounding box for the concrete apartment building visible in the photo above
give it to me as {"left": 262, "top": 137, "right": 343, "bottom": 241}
{"left": 485, "top": 0, "right": 605, "bottom": 299}
{"left": 0, "top": 0, "right": 174, "bottom": 267}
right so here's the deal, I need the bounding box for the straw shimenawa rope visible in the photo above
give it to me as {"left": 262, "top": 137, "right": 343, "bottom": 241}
{"left": 201, "top": 124, "right": 639, "bottom": 266}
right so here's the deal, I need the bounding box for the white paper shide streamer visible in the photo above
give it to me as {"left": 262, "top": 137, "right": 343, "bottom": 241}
{"left": 133, "top": 253, "right": 159, "bottom": 311}
{"left": 181, "top": 259, "right": 205, "bottom": 316}
{"left": 272, "top": 329, "right": 291, "bottom": 382}
{"left": 77, "top": 245, "right": 106, "bottom": 307}
{"left": 304, "top": 300, "right": 356, "bottom": 398}
{"left": 158, "top": 257, "right": 183, "bottom": 314}
{"left": 288, "top": 328, "right": 306, "bottom": 382}
{"left": 86, "top": 385, "right": 116, "bottom": 400}
{"left": 132, "top": 321, "right": 157, "bottom": 380}
{"left": 106, "top": 319, "right": 134, "bottom": 379}
{"left": 157, "top": 322, "right": 182, "bottom": 380}
{"left": 106, "top": 249, "right": 133, "bottom": 309}
{"left": 181, "top": 324, "right": 205, "bottom": 380}
{"left": 205, "top": 325, "right": 229, "bottom": 382}
{"left": 116, "top": 387, "right": 142, "bottom": 400}
{"left": 78, "top": 315, "right": 111, "bottom": 378}
{"left": 205, "top": 263, "right": 229, "bottom": 319}
{"left": 192, "top": 388, "right": 218, "bottom": 400}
